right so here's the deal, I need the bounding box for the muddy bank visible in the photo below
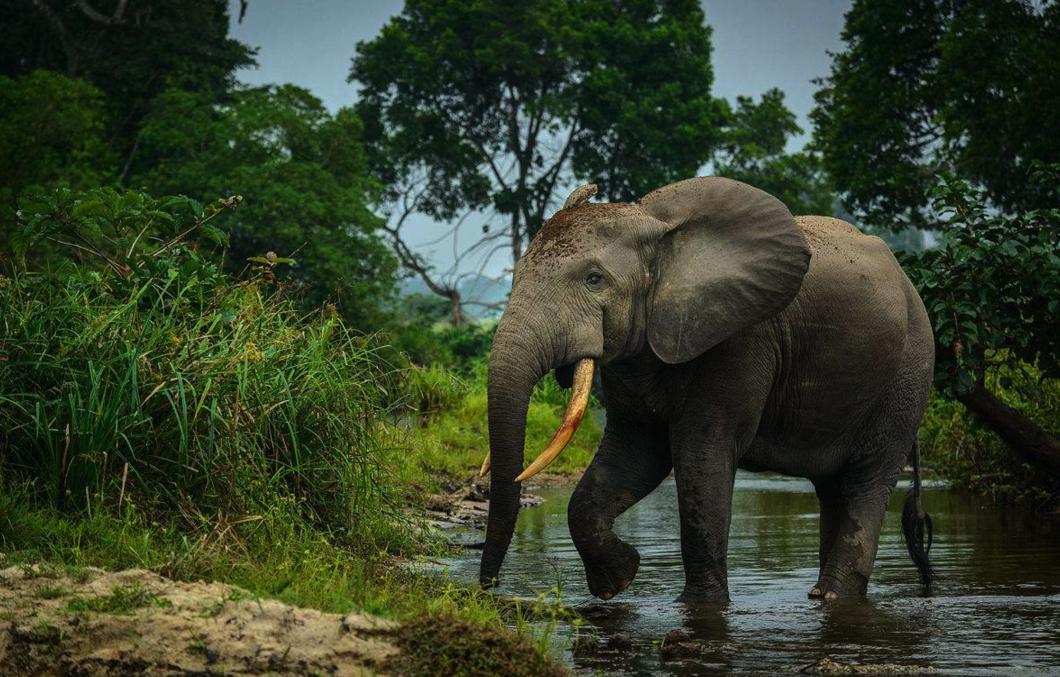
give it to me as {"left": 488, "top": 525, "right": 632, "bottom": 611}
{"left": 0, "top": 565, "right": 564, "bottom": 676}
{"left": 1, "top": 565, "right": 397, "bottom": 675}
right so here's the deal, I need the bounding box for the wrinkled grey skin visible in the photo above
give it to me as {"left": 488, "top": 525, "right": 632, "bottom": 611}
{"left": 482, "top": 177, "right": 934, "bottom": 603}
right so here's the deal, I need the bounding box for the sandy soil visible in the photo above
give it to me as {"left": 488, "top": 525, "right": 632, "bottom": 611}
{"left": 0, "top": 565, "right": 398, "bottom": 675}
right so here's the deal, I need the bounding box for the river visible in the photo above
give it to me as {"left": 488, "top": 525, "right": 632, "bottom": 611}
{"left": 441, "top": 472, "right": 1060, "bottom": 674}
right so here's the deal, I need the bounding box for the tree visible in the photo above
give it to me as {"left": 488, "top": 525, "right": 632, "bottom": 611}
{"left": 351, "top": 0, "right": 727, "bottom": 276}
{"left": 1, "top": 0, "right": 255, "bottom": 170}
{"left": 132, "top": 86, "right": 398, "bottom": 328}
{"left": 812, "top": 0, "right": 1060, "bottom": 229}
{"left": 904, "top": 166, "right": 1060, "bottom": 477}
{"left": 0, "top": 71, "right": 113, "bottom": 203}
{"left": 714, "top": 89, "right": 835, "bottom": 216}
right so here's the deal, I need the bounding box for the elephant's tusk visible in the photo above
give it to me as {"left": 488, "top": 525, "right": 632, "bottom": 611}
{"left": 478, "top": 452, "right": 491, "bottom": 477}
{"left": 515, "top": 358, "right": 594, "bottom": 482}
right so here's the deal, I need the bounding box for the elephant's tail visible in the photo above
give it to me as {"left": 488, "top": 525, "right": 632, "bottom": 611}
{"left": 901, "top": 439, "right": 934, "bottom": 593}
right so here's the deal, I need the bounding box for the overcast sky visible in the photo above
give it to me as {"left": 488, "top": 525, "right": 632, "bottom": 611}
{"left": 227, "top": 0, "right": 852, "bottom": 281}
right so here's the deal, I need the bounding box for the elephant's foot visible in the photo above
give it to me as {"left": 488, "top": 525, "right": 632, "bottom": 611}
{"left": 583, "top": 539, "right": 640, "bottom": 601}
{"left": 811, "top": 571, "right": 868, "bottom": 601}
{"left": 676, "top": 576, "right": 730, "bottom": 605}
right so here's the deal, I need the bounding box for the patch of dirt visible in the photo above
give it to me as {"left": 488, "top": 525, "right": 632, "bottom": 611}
{"left": 0, "top": 565, "right": 398, "bottom": 675}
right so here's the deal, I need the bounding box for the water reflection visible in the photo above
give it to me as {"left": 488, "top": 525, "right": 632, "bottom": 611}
{"left": 440, "top": 472, "right": 1060, "bottom": 674}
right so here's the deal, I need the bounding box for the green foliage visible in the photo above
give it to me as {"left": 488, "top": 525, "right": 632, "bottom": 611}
{"left": 1, "top": 191, "right": 402, "bottom": 548}
{"left": 352, "top": 0, "right": 726, "bottom": 249}
{"left": 812, "top": 0, "right": 1060, "bottom": 228}
{"left": 395, "top": 365, "right": 602, "bottom": 493}
{"left": 714, "top": 89, "right": 835, "bottom": 216}
{"left": 132, "top": 86, "right": 398, "bottom": 328}
{"left": 903, "top": 166, "right": 1060, "bottom": 398}
{"left": 0, "top": 71, "right": 114, "bottom": 208}
{"left": 921, "top": 377, "right": 1060, "bottom": 508}
{"left": 11, "top": 186, "right": 232, "bottom": 277}
{"left": 0, "top": 0, "right": 254, "bottom": 159}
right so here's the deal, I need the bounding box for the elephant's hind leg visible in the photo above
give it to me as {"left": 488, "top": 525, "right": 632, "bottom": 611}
{"left": 812, "top": 475, "right": 897, "bottom": 599}
{"left": 568, "top": 418, "right": 670, "bottom": 600}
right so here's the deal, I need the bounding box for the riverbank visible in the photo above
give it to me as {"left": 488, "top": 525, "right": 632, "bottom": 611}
{"left": 0, "top": 563, "right": 566, "bottom": 676}
{"left": 0, "top": 265, "right": 587, "bottom": 675}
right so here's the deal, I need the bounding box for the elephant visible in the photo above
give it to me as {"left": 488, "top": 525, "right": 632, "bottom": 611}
{"left": 479, "top": 176, "right": 935, "bottom": 603}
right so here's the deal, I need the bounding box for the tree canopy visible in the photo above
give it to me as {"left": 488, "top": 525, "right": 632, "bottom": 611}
{"left": 0, "top": 71, "right": 112, "bottom": 205}
{"left": 1, "top": 0, "right": 254, "bottom": 161}
{"left": 713, "top": 88, "right": 834, "bottom": 216}
{"left": 132, "top": 86, "right": 398, "bottom": 326}
{"left": 351, "top": 0, "right": 727, "bottom": 265}
{"left": 812, "top": 0, "right": 1060, "bottom": 229}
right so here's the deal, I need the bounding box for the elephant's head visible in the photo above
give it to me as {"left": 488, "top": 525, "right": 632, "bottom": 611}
{"left": 479, "top": 176, "right": 811, "bottom": 587}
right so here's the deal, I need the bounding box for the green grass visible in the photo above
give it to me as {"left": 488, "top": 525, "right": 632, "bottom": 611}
{"left": 392, "top": 362, "right": 602, "bottom": 493}
{"left": 0, "top": 192, "right": 590, "bottom": 672}
{"left": 0, "top": 486, "right": 564, "bottom": 645}
{"left": 67, "top": 582, "right": 171, "bottom": 614}
{"left": 0, "top": 268, "right": 410, "bottom": 552}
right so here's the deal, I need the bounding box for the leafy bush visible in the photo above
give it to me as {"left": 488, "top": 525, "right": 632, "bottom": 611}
{"left": 920, "top": 374, "right": 1060, "bottom": 509}
{"left": 903, "top": 165, "right": 1059, "bottom": 398}
{"left": 904, "top": 165, "right": 1060, "bottom": 506}
{"left": 1, "top": 188, "right": 404, "bottom": 549}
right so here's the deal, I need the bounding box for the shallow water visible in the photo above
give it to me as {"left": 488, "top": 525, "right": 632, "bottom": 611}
{"left": 441, "top": 472, "right": 1060, "bottom": 674}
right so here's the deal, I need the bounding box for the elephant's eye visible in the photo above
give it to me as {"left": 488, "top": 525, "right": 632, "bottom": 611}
{"left": 585, "top": 271, "right": 604, "bottom": 289}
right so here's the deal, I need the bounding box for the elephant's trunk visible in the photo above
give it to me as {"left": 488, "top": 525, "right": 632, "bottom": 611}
{"left": 479, "top": 295, "right": 597, "bottom": 587}
{"left": 479, "top": 322, "right": 543, "bottom": 587}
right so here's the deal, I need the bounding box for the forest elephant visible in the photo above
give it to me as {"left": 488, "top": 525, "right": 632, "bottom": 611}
{"left": 479, "top": 177, "right": 935, "bottom": 603}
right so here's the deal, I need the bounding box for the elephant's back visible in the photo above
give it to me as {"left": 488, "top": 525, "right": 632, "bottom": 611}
{"left": 793, "top": 215, "right": 909, "bottom": 320}
{"left": 773, "top": 216, "right": 916, "bottom": 438}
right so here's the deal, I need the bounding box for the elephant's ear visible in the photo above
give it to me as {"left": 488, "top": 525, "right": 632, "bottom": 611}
{"left": 640, "top": 177, "right": 811, "bottom": 364}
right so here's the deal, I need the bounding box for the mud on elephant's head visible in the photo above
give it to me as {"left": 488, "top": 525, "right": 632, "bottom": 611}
{"left": 478, "top": 176, "right": 812, "bottom": 588}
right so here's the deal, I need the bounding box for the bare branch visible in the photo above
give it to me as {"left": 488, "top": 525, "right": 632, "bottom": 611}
{"left": 75, "top": 0, "right": 127, "bottom": 25}
{"left": 29, "top": 0, "right": 79, "bottom": 74}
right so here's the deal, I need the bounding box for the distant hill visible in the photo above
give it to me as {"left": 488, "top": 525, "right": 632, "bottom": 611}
{"left": 399, "top": 274, "right": 510, "bottom": 321}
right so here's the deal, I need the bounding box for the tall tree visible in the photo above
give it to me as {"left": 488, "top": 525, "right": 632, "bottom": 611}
{"left": 812, "top": 0, "right": 1060, "bottom": 229}
{"left": 0, "top": 0, "right": 254, "bottom": 171}
{"left": 133, "top": 86, "right": 398, "bottom": 328}
{"left": 714, "top": 88, "right": 834, "bottom": 216}
{"left": 351, "top": 0, "right": 727, "bottom": 273}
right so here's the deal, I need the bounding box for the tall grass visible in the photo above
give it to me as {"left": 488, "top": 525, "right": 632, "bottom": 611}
{"left": 0, "top": 267, "right": 406, "bottom": 550}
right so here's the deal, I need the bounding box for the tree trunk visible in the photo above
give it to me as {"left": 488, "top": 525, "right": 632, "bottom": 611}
{"left": 957, "top": 383, "right": 1060, "bottom": 477}
{"left": 448, "top": 289, "right": 465, "bottom": 326}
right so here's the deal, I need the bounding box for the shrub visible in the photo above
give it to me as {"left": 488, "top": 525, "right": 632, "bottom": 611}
{"left": 0, "top": 187, "right": 405, "bottom": 550}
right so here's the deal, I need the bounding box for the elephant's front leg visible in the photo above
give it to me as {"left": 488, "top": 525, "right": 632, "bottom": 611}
{"left": 568, "top": 418, "right": 670, "bottom": 600}
{"left": 671, "top": 421, "right": 737, "bottom": 604}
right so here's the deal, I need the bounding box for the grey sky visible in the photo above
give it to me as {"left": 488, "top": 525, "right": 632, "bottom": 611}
{"left": 227, "top": 0, "right": 851, "bottom": 280}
